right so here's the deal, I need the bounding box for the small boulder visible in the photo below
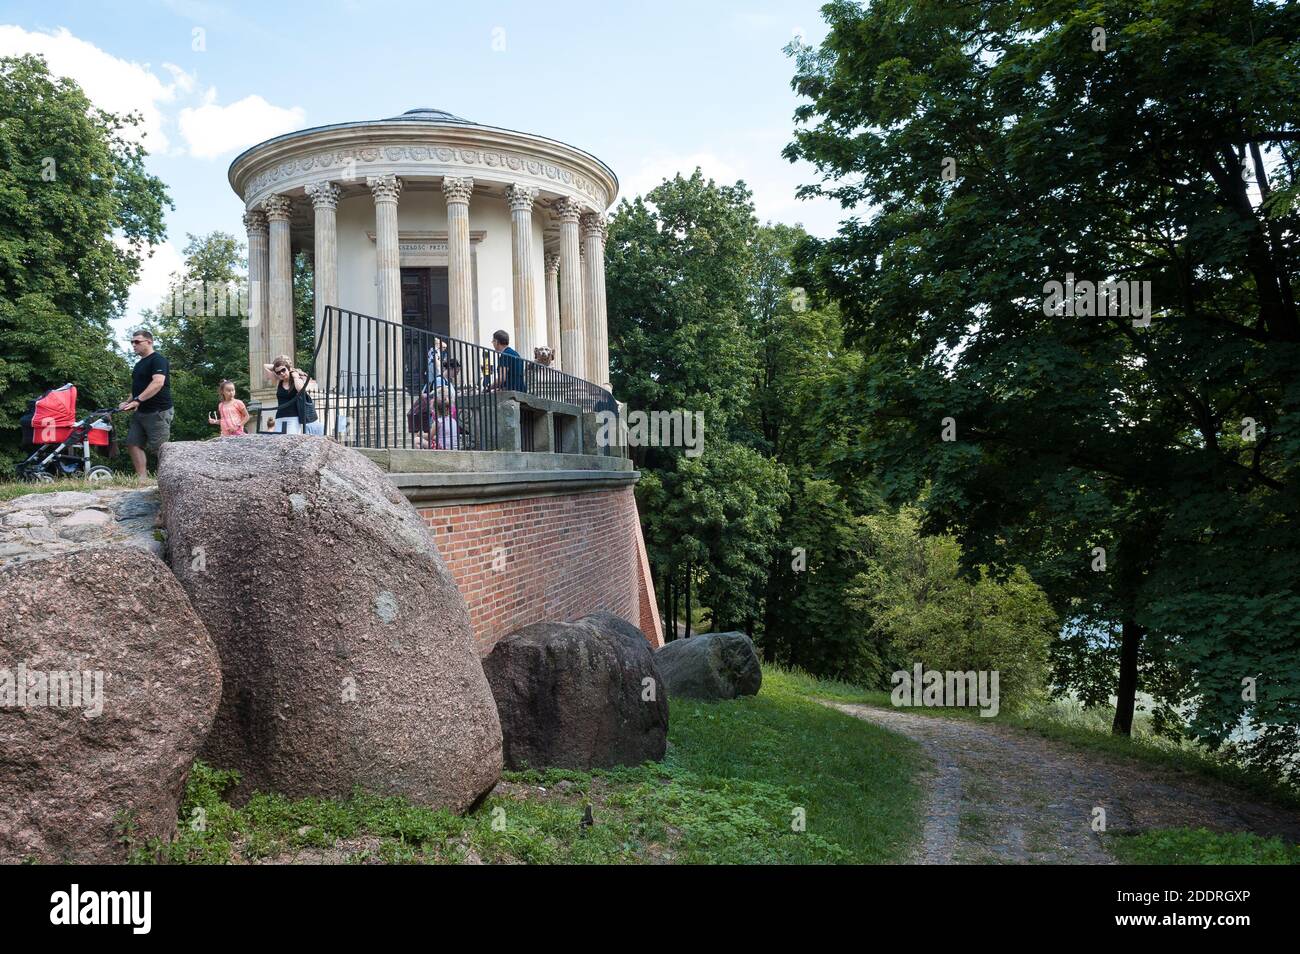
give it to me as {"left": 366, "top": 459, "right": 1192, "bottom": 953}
{"left": 483, "top": 611, "right": 668, "bottom": 770}
{"left": 0, "top": 547, "right": 222, "bottom": 863}
{"left": 157, "top": 435, "right": 502, "bottom": 812}
{"left": 655, "top": 631, "right": 762, "bottom": 700}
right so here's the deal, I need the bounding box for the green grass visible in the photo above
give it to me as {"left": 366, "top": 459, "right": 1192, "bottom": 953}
{"left": 133, "top": 667, "right": 922, "bottom": 865}
{"left": 1107, "top": 828, "right": 1300, "bottom": 865}
{"left": 777, "top": 668, "right": 1300, "bottom": 810}
{"left": 0, "top": 474, "right": 154, "bottom": 502}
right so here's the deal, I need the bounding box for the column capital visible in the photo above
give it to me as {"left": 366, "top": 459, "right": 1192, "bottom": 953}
{"left": 552, "top": 197, "right": 584, "bottom": 224}
{"left": 261, "top": 194, "right": 293, "bottom": 222}
{"left": 506, "top": 182, "right": 538, "bottom": 213}
{"left": 544, "top": 251, "right": 560, "bottom": 274}
{"left": 442, "top": 176, "right": 474, "bottom": 204}
{"left": 367, "top": 174, "right": 402, "bottom": 203}
{"left": 580, "top": 211, "right": 607, "bottom": 243}
{"left": 306, "top": 180, "right": 342, "bottom": 210}
{"left": 243, "top": 209, "right": 268, "bottom": 234}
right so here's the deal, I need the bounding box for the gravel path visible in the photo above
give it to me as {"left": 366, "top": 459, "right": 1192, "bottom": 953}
{"left": 823, "top": 701, "right": 1300, "bottom": 865}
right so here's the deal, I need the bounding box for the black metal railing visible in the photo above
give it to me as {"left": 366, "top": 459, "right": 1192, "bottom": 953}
{"left": 311, "top": 306, "right": 618, "bottom": 453}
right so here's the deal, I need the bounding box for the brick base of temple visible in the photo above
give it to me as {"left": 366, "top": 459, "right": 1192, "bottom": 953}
{"left": 416, "top": 485, "right": 663, "bottom": 653}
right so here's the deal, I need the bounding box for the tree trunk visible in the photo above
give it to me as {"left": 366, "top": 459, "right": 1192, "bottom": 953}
{"left": 684, "top": 564, "right": 693, "bottom": 638}
{"left": 668, "top": 571, "right": 677, "bottom": 641}
{"left": 1111, "top": 618, "right": 1144, "bottom": 735}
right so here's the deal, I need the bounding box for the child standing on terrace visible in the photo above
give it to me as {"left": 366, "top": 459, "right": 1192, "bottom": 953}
{"left": 433, "top": 392, "right": 459, "bottom": 450}
{"left": 209, "top": 379, "right": 249, "bottom": 437}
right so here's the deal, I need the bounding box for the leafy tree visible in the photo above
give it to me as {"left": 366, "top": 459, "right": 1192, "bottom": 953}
{"left": 608, "top": 172, "right": 782, "bottom": 635}
{"left": 855, "top": 506, "right": 1057, "bottom": 714}
{"left": 785, "top": 0, "right": 1300, "bottom": 757}
{"left": 142, "top": 231, "right": 249, "bottom": 441}
{"left": 0, "top": 54, "right": 169, "bottom": 473}
{"left": 607, "top": 170, "right": 759, "bottom": 460}
{"left": 763, "top": 476, "right": 885, "bottom": 684}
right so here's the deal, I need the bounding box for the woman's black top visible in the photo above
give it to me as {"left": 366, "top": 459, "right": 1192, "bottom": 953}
{"left": 275, "top": 377, "right": 301, "bottom": 417}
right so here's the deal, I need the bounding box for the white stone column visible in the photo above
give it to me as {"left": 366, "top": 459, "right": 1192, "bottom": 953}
{"left": 243, "top": 209, "right": 269, "bottom": 399}
{"left": 580, "top": 211, "right": 610, "bottom": 389}
{"left": 367, "top": 175, "right": 402, "bottom": 325}
{"left": 544, "top": 251, "right": 561, "bottom": 365}
{"left": 306, "top": 181, "right": 340, "bottom": 322}
{"left": 443, "top": 176, "right": 475, "bottom": 342}
{"left": 554, "top": 197, "right": 585, "bottom": 379}
{"left": 263, "top": 194, "right": 294, "bottom": 364}
{"left": 506, "top": 183, "right": 539, "bottom": 358}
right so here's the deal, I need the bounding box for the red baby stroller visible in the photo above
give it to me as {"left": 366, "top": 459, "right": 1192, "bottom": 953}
{"left": 17, "top": 384, "right": 117, "bottom": 482}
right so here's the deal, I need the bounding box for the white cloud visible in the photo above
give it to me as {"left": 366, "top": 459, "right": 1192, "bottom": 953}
{"left": 0, "top": 25, "right": 304, "bottom": 161}
{"left": 114, "top": 238, "right": 185, "bottom": 344}
{"left": 178, "top": 93, "right": 306, "bottom": 160}
{"left": 0, "top": 25, "right": 193, "bottom": 152}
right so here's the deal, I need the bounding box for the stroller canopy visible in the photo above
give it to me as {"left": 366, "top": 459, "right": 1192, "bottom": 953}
{"left": 20, "top": 384, "right": 110, "bottom": 447}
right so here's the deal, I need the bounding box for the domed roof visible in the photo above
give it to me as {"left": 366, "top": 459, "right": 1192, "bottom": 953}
{"left": 387, "top": 107, "right": 473, "bottom": 124}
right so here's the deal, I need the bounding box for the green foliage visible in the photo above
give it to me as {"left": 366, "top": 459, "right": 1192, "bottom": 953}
{"left": 144, "top": 231, "right": 251, "bottom": 441}
{"left": 607, "top": 170, "right": 758, "bottom": 438}
{"left": 0, "top": 54, "right": 169, "bottom": 475}
{"left": 140, "top": 667, "right": 921, "bottom": 865}
{"left": 1108, "top": 828, "right": 1300, "bottom": 865}
{"left": 637, "top": 440, "right": 789, "bottom": 630}
{"left": 854, "top": 507, "right": 1057, "bottom": 712}
{"left": 763, "top": 476, "right": 884, "bottom": 684}
{"left": 785, "top": 0, "right": 1300, "bottom": 761}
{"left": 609, "top": 173, "right": 792, "bottom": 632}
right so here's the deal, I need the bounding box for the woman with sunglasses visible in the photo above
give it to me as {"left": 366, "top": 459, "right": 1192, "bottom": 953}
{"left": 263, "top": 355, "right": 310, "bottom": 434}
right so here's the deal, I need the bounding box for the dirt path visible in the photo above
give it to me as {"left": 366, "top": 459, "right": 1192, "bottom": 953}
{"left": 823, "top": 701, "right": 1300, "bottom": 865}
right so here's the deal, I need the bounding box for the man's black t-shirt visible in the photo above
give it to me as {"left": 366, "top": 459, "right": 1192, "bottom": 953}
{"left": 132, "top": 351, "right": 173, "bottom": 412}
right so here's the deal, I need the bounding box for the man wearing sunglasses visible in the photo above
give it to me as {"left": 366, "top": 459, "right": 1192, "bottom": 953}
{"left": 118, "top": 329, "right": 174, "bottom": 477}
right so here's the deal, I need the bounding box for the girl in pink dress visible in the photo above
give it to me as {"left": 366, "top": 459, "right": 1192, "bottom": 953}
{"left": 209, "top": 380, "right": 250, "bottom": 437}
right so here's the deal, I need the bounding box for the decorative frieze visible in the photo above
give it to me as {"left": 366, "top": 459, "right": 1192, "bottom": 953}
{"left": 242, "top": 142, "right": 609, "bottom": 208}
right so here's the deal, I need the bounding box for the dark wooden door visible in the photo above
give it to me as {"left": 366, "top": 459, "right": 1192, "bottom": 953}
{"left": 401, "top": 268, "right": 431, "bottom": 331}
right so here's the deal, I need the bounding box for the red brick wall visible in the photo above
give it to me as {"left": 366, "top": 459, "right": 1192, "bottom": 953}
{"left": 417, "top": 485, "right": 663, "bottom": 654}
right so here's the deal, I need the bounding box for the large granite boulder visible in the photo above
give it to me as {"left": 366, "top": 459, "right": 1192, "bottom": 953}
{"left": 655, "top": 631, "right": 762, "bottom": 700}
{"left": 0, "top": 547, "right": 221, "bottom": 863}
{"left": 157, "top": 435, "right": 502, "bottom": 812}
{"left": 483, "top": 611, "right": 668, "bottom": 770}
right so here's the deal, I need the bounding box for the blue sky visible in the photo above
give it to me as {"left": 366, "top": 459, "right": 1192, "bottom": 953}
{"left": 1, "top": 1, "right": 846, "bottom": 341}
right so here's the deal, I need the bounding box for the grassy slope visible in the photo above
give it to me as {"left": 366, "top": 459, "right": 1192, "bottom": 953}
{"left": 138, "top": 667, "right": 922, "bottom": 865}
{"left": 0, "top": 475, "right": 153, "bottom": 502}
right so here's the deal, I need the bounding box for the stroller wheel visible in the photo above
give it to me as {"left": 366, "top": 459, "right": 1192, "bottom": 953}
{"left": 26, "top": 471, "right": 55, "bottom": 483}
{"left": 87, "top": 466, "right": 114, "bottom": 482}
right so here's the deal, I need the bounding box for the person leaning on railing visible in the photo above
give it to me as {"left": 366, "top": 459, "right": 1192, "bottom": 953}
{"left": 487, "top": 329, "right": 526, "bottom": 393}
